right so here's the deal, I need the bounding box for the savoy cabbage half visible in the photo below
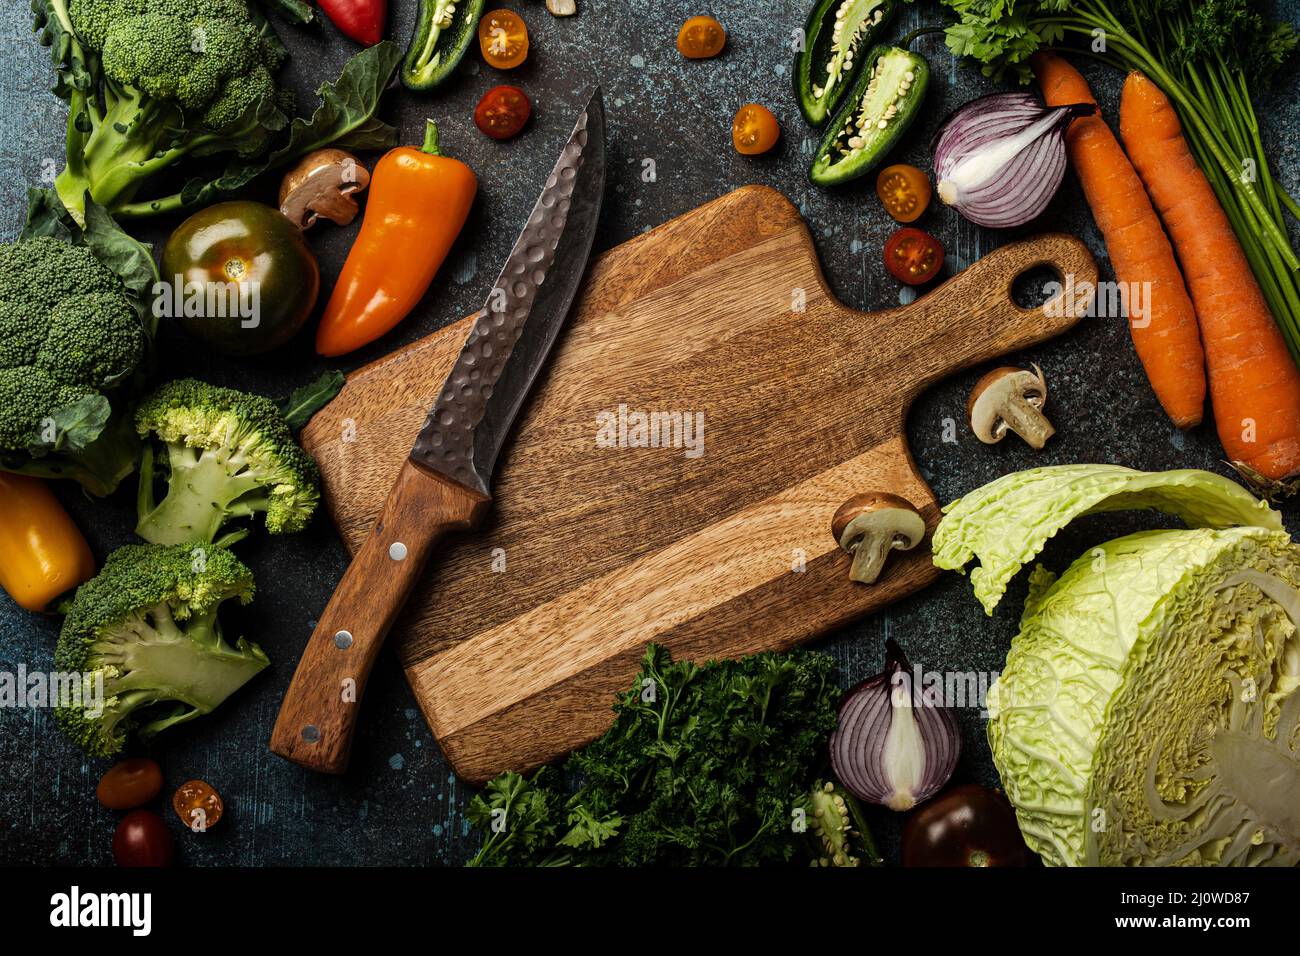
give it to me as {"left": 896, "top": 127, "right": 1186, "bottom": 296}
{"left": 938, "top": 465, "right": 1299, "bottom": 866}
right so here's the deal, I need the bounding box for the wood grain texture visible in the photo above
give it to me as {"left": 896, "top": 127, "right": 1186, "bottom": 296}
{"left": 301, "top": 185, "right": 1097, "bottom": 783}
{"left": 269, "top": 461, "right": 489, "bottom": 773}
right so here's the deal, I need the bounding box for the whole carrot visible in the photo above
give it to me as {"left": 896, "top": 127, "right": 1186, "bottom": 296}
{"left": 1120, "top": 72, "right": 1300, "bottom": 483}
{"left": 1033, "top": 52, "right": 1205, "bottom": 428}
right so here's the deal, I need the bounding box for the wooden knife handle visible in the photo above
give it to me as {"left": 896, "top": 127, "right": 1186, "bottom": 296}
{"left": 270, "top": 461, "right": 490, "bottom": 773}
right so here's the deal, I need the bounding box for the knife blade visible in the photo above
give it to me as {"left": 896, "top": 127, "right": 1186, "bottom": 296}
{"left": 270, "top": 90, "right": 607, "bottom": 773}
{"left": 416, "top": 92, "right": 606, "bottom": 496}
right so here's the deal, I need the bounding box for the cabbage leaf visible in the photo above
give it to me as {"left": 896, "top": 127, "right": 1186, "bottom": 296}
{"left": 932, "top": 465, "right": 1282, "bottom": 614}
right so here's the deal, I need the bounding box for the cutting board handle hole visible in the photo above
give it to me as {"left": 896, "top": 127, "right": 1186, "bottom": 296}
{"left": 1010, "top": 265, "right": 1063, "bottom": 312}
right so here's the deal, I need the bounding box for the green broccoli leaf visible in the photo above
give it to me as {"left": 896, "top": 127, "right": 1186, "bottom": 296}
{"left": 204, "top": 41, "right": 403, "bottom": 201}
{"left": 22, "top": 187, "right": 78, "bottom": 243}
{"left": 278, "top": 370, "right": 345, "bottom": 432}
{"left": 252, "top": 0, "right": 316, "bottom": 25}
{"left": 81, "top": 201, "right": 159, "bottom": 312}
{"left": 27, "top": 393, "right": 111, "bottom": 456}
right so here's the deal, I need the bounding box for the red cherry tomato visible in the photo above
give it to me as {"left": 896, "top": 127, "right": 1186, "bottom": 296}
{"left": 883, "top": 226, "right": 944, "bottom": 285}
{"left": 900, "top": 785, "right": 1032, "bottom": 867}
{"left": 96, "top": 758, "right": 163, "bottom": 810}
{"left": 112, "top": 810, "right": 175, "bottom": 868}
{"left": 474, "top": 85, "right": 532, "bottom": 140}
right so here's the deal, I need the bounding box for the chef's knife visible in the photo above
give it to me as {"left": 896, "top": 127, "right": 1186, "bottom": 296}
{"left": 270, "top": 90, "right": 607, "bottom": 773}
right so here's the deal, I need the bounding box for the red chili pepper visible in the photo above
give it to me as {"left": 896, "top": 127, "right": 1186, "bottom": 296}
{"left": 317, "top": 0, "right": 387, "bottom": 46}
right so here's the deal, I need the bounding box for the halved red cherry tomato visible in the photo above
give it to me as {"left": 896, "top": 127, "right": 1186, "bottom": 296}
{"left": 474, "top": 85, "right": 531, "bottom": 140}
{"left": 478, "top": 9, "right": 529, "bottom": 69}
{"left": 876, "top": 164, "right": 932, "bottom": 223}
{"left": 677, "top": 15, "right": 726, "bottom": 59}
{"left": 732, "top": 103, "right": 780, "bottom": 156}
{"left": 883, "top": 227, "right": 944, "bottom": 285}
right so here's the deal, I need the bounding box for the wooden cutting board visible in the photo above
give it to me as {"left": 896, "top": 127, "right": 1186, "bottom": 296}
{"left": 300, "top": 185, "right": 1096, "bottom": 784}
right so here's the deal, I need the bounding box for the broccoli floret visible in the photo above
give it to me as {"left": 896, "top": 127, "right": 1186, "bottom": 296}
{"left": 38, "top": 293, "right": 144, "bottom": 387}
{"left": 136, "top": 379, "right": 321, "bottom": 547}
{"left": 54, "top": 543, "right": 268, "bottom": 758}
{"left": 0, "top": 367, "right": 91, "bottom": 450}
{"left": 0, "top": 236, "right": 146, "bottom": 495}
{"left": 45, "top": 0, "right": 292, "bottom": 221}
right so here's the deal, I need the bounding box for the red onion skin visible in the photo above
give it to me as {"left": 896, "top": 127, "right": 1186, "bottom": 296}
{"left": 830, "top": 640, "right": 960, "bottom": 810}
{"left": 932, "top": 92, "right": 1095, "bottom": 228}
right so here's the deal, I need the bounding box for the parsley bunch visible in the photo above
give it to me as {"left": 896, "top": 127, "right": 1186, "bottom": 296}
{"left": 937, "top": 0, "right": 1300, "bottom": 362}
{"left": 466, "top": 645, "right": 841, "bottom": 867}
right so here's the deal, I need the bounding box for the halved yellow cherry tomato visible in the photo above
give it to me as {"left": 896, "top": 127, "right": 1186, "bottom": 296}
{"left": 876, "top": 164, "right": 932, "bottom": 223}
{"left": 478, "top": 9, "right": 529, "bottom": 69}
{"left": 677, "top": 15, "right": 726, "bottom": 59}
{"left": 732, "top": 103, "right": 780, "bottom": 156}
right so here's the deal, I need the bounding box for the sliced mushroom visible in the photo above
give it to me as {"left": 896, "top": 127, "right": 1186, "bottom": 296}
{"left": 279, "top": 149, "right": 371, "bottom": 230}
{"left": 831, "top": 493, "right": 926, "bottom": 585}
{"left": 967, "top": 364, "right": 1055, "bottom": 450}
{"left": 546, "top": 0, "right": 577, "bottom": 14}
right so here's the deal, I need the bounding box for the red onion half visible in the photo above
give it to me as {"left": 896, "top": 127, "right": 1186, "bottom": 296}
{"left": 830, "top": 639, "right": 959, "bottom": 811}
{"left": 932, "top": 91, "right": 1095, "bottom": 228}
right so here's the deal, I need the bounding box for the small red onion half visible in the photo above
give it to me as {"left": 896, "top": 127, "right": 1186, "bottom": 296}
{"left": 830, "top": 639, "right": 960, "bottom": 811}
{"left": 932, "top": 91, "right": 1096, "bottom": 229}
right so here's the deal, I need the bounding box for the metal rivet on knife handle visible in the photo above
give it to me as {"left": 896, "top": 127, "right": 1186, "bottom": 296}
{"left": 334, "top": 630, "right": 353, "bottom": 649}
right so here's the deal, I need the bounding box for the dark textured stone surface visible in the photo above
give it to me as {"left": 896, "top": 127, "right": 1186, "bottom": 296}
{"left": 1, "top": 1, "right": 1297, "bottom": 866}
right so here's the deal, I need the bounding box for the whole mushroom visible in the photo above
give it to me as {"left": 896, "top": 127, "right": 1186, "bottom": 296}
{"left": 967, "top": 364, "right": 1055, "bottom": 450}
{"left": 279, "top": 149, "right": 371, "bottom": 230}
{"left": 831, "top": 493, "right": 926, "bottom": 585}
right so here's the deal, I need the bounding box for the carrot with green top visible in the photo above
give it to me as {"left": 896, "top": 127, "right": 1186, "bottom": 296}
{"left": 1119, "top": 71, "right": 1300, "bottom": 484}
{"left": 1033, "top": 52, "right": 1205, "bottom": 429}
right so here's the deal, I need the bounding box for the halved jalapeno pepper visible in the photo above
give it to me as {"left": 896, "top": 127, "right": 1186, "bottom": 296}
{"left": 794, "top": 0, "right": 894, "bottom": 127}
{"left": 809, "top": 45, "right": 928, "bottom": 186}
{"left": 401, "top": 0, "right": 487, "bottom": 91}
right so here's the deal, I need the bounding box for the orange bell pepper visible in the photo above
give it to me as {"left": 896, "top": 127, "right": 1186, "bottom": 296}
{"left": 315, "top": 120, "right": 477, "bottom": 356}
{"left": 0, "top": 473, "right": 95, "bottom": 612}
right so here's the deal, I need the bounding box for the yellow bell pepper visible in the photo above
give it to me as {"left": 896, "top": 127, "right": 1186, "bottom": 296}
{"left": 0, "top": 473, "right": 96, "bottom": 612}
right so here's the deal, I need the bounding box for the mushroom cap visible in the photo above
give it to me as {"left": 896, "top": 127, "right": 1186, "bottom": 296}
{"left": 966, "top": 364, "right": 1048, "bottom": 443}
{"left": 279, "top": 149, "right": 371, "bottom": 230}
{"left": 831, "top": 492, "right": 925, "bottom": 546}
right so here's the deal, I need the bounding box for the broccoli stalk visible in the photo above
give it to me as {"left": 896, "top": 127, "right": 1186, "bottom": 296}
{"left": 135, "top": 379, "right": 321, "bottom": 547}
{"left": 54, "top": 544, "right": 268, "bottom": 757}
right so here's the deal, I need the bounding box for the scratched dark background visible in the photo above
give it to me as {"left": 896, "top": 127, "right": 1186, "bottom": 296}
{"left": 1, "top": 0, "right": 1298, "bottom": 866}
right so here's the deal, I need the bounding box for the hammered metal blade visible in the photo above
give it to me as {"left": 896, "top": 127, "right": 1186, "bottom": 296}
{"left": 411, "top": 89, "right": 606, "bottom": 495}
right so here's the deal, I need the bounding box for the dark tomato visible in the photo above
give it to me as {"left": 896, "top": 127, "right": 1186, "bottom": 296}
{"left": 96, "top": 758, "right": 163, "bottom": 810}
{"left": 901, "top": 784, "right": 1032, "bottom": 867}
{"left": 161, "top": 201, "right": 320, "bottom": 356}
{"left": 112, "top": 810, "right": 175, "bottom": 868}
{"left": 173, "top": 780, "right": 224, "bottom": 832}
{"left": 883, "top": 226, "right": 944, "bottom": 285}
{"left": 474, "top": 86, "right": 532, "bottom": 140}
